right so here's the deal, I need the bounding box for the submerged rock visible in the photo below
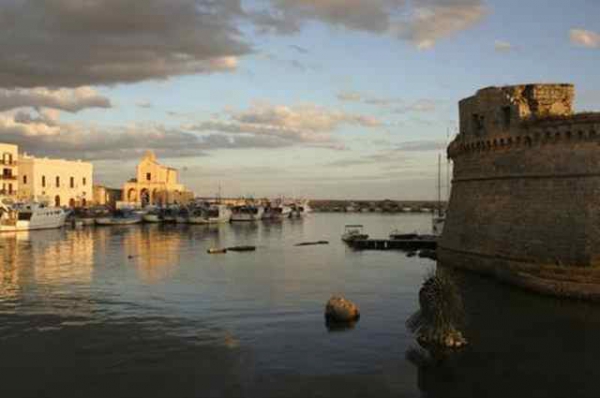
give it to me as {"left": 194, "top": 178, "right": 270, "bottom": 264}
{"left": 325, "top": 296, "right": 360, "bottom": 323}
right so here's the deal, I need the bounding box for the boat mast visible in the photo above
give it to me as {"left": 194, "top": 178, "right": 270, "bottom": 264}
{"left": 437, "top": 153, "right": 442, "bottom": 216}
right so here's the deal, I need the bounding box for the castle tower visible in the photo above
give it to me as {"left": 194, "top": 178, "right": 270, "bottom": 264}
{"left": 439, "top": 84, "right": 600, "bottom": 298}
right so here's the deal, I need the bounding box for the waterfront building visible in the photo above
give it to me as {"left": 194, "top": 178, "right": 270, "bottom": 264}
{"left": 440, "top": 83, "right": 600, "bottom": 299}
{"left": 0, "top": 143, "right": 18, "bottom": 198}
{"left": 93, "top": 185, "right": 122, "bottom": 208}
{"left": 18, "top": 153, "right": 93, "bottom": 208}
{"left": 122, "top": 151, "right": 193, "bottom": 207}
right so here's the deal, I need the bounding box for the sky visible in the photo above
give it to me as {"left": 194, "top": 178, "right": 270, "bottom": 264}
{"left": 0, "top": 0, "right": 599, "bottom": 200}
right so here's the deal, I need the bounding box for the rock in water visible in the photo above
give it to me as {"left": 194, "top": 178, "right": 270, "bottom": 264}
{"left": 325, "top": 296, "right": 360, "bottom": 323}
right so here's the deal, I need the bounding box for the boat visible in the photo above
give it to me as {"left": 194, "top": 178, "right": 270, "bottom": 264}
{"left": 207, "top": 247, "right": 227, "bottom": 254}
{"left": 289, "top": 200, "right": 311, "bottom": 218}
{"left": 0, "top": 200, "right": 67, "bottom": 232}
{"left": 187, "top": 205, "right": 208, "bottom": 224}
{"left": 231, "top": 205, "right": 264, "bottom": 222}
{"left": 143, "top": 208, "right": 162, "bottom": 223}
{"left": 95, "top": 210, "right": 142, "bottom": 226}
{"left": 262, "top": 204, "right": 292, "bottom": 220}
{"left": 175, "top": 207, "right": 190, "bottom": 223}
{"left": 341, "top": 225, "right": 369, "bottom": 242}
{"left": 204, "top": 204, "right": 232, "bottom": 224}
{"left": 162, "top": 206, "right": 179, "bottom": 223}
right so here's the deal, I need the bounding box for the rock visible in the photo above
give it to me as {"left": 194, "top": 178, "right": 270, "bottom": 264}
{"left": 325, "top": 296, "right": 360, "bottom": 323}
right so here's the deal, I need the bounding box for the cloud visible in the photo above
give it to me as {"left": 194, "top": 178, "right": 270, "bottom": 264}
{"left": 0, "top": 87, "right": 111, "bottom": 112}
{"left": 396, "top": 99, "right": 437, "bottom": 113}
{"left": 0, "top": 0, "right": 249, "bottom": 88}
{"left": 394, "top": 0, "right": 487, "bottom": 50}
{"left": 0, "top": 107, "right": 315, "bottom": 160}
{"left": 289, "top": 44, "right": 309, "bottom": 54}
{"left": 494, "top": 40, "right": 512, "bottom": 52}
{"left": 189, "top": 102, "right": 381, "bottom": 147}
{"left": 396, "top": 140, "right": 446, "bottom": 151}
{"left": 258, "top": 0, "right": 486, "bottom": 49}
{"left": 136, "top": 101, "right": 153, "bottom": 109}
{"left": 337, "top": 91, "right": 404, "bottom": 108}
{"left": 337, "top": 92, "right": 362, "bottom": 102}
{"left": 570, "top": 29, "right": 600, "bottom": 48}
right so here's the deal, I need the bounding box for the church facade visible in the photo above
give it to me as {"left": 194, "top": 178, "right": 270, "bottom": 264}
{"left": 122, "top": 151, "right": 193, "bottom": 207}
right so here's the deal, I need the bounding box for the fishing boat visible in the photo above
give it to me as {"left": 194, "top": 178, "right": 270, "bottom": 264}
{"left": 289, "top": 200, "right": 311, "bottom": 218}
{"left": 143, "top": 208, "right": 162, "bottom": 223}
{"left": 95, "top": 210, "right": 142, "bottom": 226}
{"left": 186, "top": 205, "right": 208, "bottom": 224}
{"left": 175, "top": 207, "right": 190, "bottom": 223}
{"left": 204, "top": 204, "right": 232, "bottom": 224}
{"left": 262, "top": 204, "right": 292, "bottom": 220}
{"left": 0, "top": 200, "right": 67, "bottom": 232}
{"left": 341, "top": 225, "right": 369, "bottom": 242}
{"left": 231, "top": 205, "right": 264, "bottom": 222}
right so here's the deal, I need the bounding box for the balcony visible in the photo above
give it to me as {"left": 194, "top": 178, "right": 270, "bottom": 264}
{"left": 0, "top": 190, "right": 16, "bottom": 195}
{"left": 0, "top": 175, "right": 17, "bottom": 181}
{"left": 0, "top": 160, "right": 17, "bottom": 166}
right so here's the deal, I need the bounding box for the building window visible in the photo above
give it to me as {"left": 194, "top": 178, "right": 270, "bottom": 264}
{"left": 42, "top": 176, "right": 46, "bottom": 187}
{"left": 146, "top": 173, "right": 151, "bottom": 181}
{"left": 70, "top": 177, "right": 75, "bottom": 188}
{"left": 83, "top": 177, "right": 87, "bottom": 186}
{"left": 23, "top": 175, "right": 27, "bottom": 184}
{"left": 56, "top": 176, "right": 60, "bottom": 188}
{"left": 8, "top": 184, "right": 13, "bottom": 194}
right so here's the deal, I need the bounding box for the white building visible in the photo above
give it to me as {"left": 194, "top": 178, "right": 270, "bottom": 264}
{"left": 18, "top": 153, "right": 93, "bottom": 208}
{"left": 0, "top": 143, "right": 18, "bottom": 198}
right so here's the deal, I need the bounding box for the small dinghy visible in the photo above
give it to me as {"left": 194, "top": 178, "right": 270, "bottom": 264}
{"left": 207, "top": 248, "right": 227, "bottom": 254}
{"left": 227, "top": 245, "right": 256, "bottom": 252}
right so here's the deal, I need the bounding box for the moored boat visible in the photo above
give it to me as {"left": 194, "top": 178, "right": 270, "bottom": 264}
{"left": 0, "top": 200, "right": 67, "bottom": 232}
{"left": 231, "top": 205, "right": 264, "bottom": 222}
{"left": 341, "top": 225, "right": 369, "bottom": 242}
{"left": 95, "top": 210, "right": 142, "bottom": 226}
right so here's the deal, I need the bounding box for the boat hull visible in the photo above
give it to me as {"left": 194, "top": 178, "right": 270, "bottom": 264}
{"left": 95, "top": 217, "right": 141, "bottom": 226}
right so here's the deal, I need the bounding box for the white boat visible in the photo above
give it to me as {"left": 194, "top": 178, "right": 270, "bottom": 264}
{"left": 205, "top": 204, "right": 232, "bottom": 224}
{"left": 0, "top": 200, "right": 67, "bottom": 232}
{"left": 162, "top": 206, "right": 179, "bottom": 223}
{"left": 231, "top": 205, "right": 264, "bottom": 222}
{"left": 187, "top": 206, "right": 208, "bottom": 224}
{"left": 143, "top": 211, "right": 162, "bottom": 223}
{"left": 289, "top": 201, "right": 310, "bottom": 218}
{"left": 341, "top": 225, "right": 369, "bottom": 242}
{"left": 95, "top": 210, "right": 142, "bottom": 226}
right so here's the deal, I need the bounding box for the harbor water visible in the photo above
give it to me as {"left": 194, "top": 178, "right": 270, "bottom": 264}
{"left": 1, "top": 213, "right": 600, "bottom": 397}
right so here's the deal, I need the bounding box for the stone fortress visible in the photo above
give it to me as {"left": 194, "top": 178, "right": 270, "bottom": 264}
{"left": 439, "top": 84, "right": 600, "bottom": 299}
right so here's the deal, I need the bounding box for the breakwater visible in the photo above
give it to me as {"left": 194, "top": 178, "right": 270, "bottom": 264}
{"left": 439, "top": 84, "right": 600, "bottom": 299}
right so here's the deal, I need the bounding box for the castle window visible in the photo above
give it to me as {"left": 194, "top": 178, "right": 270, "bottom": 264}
{"left": 23, "top": 175, "right": 27, "bottom": 184}
{"left": 146, "top": 173, "right": 151, "bottom": 181}
{"left": 70, "top": 177, "right": 75, "bottom": 188}
{"left": 56, "top": 176, "right": 60, "bottom": 188}
{"left": 83, "top": 177, "right": 87, "bottom": 186}
{"left": 502, "top": 107, "right": 511, "bottom": 129}
{"left": 42, "top": 175, "right": 46, "bottom": 187}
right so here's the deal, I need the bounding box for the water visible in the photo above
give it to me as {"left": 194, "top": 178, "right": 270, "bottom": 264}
{"left": 1, "top": 213, "right": 600, "bottom": 397}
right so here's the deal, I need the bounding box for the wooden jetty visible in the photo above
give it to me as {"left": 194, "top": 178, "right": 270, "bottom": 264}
{"left": 347, "top": 238, "right": 436, "bottom": 251}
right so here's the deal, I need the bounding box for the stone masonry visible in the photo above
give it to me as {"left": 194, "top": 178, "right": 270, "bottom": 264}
{"left": 439, "top": 84, "right": 600, "bottom": 297}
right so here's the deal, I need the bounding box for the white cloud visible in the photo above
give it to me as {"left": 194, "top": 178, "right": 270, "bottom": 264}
{"left": 189, "top": 102, "right": 381, "bottom": 147}
{"left": 394, "top": 1, "right": 487, "bottom": 50}
{"left": 257, "top": 0, "right": 487, "bottom": 49}
{"left": 0, "top": 87, "right": 111, "bottom": 112}
{"left": 494, "top": 40, "right": 512, "bottom": 52}
{"left": 570, "top": 29, "right": 600, "bottom": 48}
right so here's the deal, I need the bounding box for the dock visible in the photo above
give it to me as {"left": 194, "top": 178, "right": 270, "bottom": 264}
{"left": 347, "top": 238, "right": 437, "bottom": 251}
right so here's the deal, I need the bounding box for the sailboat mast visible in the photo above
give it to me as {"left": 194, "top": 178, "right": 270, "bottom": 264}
{"left": 437, "top": 153, "right": 442, "bottom": 214}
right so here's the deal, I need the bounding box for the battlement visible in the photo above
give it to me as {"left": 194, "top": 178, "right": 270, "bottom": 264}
{"left": 458, "top": 84, "right": 574, "bottom": 140}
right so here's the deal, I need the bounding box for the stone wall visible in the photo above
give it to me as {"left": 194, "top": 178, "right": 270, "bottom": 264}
{"left": 439, "top": 84, "right": 600, "bottom": 297}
